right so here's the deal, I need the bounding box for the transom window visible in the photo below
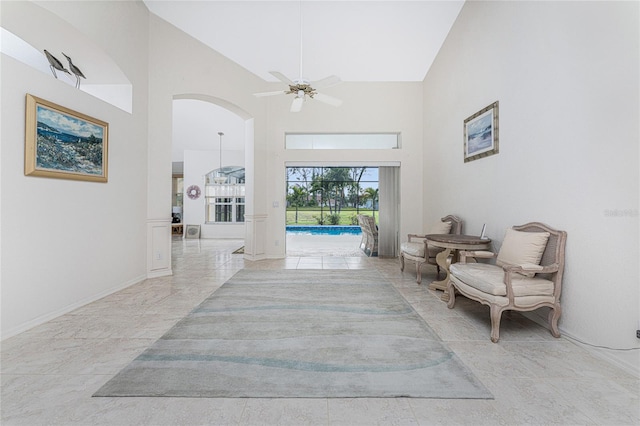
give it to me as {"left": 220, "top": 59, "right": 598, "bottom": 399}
{"left": 285, "top": 133, "right": 399, "bottom": 150}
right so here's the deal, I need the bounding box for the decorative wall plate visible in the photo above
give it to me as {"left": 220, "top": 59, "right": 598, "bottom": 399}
{"left": 186, "top": 185, "right": 201, "bottom": 200}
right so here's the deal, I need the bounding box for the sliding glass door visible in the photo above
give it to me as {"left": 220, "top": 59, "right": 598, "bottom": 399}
{"left": 285, "top": 165, "right": 399, "bottom": 257}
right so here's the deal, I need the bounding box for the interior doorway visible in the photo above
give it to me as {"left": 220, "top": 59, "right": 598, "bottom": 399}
{"left": 171, "top": 97, "right": 251, "bottom": 241}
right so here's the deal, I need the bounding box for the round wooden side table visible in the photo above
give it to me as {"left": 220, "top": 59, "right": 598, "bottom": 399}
{"left": 425, "top": 234, "right": 492, "bottom": 302}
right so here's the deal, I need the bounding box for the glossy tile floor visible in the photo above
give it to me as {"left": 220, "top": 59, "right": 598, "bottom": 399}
{"left": 1, "top": 238, "right": 638, "bottom": 425}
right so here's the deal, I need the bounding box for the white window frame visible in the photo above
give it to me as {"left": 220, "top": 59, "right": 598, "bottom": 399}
{"left": 285, "top": 133, "right": 400, "bottom": 150}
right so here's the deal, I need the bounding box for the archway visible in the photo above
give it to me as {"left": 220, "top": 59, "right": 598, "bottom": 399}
{"left": 171, "top": 95, "right": 254, "bottom": 243}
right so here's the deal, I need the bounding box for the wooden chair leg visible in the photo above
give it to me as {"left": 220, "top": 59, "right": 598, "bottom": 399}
{"left": 416, "top": 262, "right": 422, "bottom": 284}
{"left": 446, "top": 281, "right": 456, "bottom": 308}
{"left": 549, "top": 304, "right": 562, "bottom": 338}
{"left": 489, "top": 305, "right": 503, "bottom": 343}
{"left": 400, "top": 253, "right": 405, "bottom": 271}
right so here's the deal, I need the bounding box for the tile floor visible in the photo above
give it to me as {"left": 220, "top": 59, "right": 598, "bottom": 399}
{"left": 1, "top": 238, "right": 638, "bottom": 425}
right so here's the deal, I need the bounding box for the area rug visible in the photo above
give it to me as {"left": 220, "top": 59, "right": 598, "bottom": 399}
{"left": 94, "top": 269, "right": 492, "bottom": 398}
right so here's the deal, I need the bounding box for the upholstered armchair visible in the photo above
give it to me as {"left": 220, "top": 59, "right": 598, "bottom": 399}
{"left": 357, "top": 214, "right": 378, "bottom": 257}
{"left": 400, "top": 215, "right": 463, "bottom": 283}
{"left": 446, "top": 222, "right": 567, "bottom": 343}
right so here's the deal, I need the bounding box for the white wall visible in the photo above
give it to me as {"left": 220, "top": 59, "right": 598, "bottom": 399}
{"left": 266, "top": 82, "right": 425, "bottom": 257}
{"left": 172, "top": 99, "right": 245, "bottom": 163}
{"left": 0, "top": 1, "right": 149, "bottom": 338}
{"left": 423, "top": 1, "right": 639, "bottom": 372}
{"left": 147, "top": 15, "right": 268, "bottom": 253}
{"left": 147, "top": 16, "right": 426, "bottom": 259}
{"left": 183, "top": 149, "right": 245, "bottom": 239}
{"left": 1, "top": 2, "right": 134, "bottom": 113}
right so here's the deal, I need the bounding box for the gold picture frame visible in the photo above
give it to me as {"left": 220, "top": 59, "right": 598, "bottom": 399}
{"left": 464, "top": 101, "right": 499, "bottom": 163}
{"left": 25, "top": 94, "right": 109, "bottom": 182}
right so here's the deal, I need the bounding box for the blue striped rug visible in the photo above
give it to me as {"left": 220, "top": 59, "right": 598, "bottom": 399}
{"left": 94, "top": 269, "right": 492, "bottom": 398}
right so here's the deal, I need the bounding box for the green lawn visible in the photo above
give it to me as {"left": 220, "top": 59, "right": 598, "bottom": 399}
{"left": 286, "top": 208, "right": 378, "bottom": 225}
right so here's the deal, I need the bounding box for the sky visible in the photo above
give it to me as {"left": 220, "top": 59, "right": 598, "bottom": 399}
{"left": 37, "top": 105, "right": 104, "bottom": 138}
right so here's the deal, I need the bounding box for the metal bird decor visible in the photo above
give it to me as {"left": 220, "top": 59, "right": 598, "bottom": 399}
{"left": 44, "top": 50, "right": 71, "bottom": 79}
{"left": 62, "top": 53, "right": 86, "bottom": 88}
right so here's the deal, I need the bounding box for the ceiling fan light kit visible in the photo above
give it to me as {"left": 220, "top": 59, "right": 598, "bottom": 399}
{"left": 254, "top": 71, "right": 343, "bottom": 113}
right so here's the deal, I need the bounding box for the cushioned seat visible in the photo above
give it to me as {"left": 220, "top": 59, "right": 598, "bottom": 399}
{"left": 400, "top": 215, "right": 463, "bottom": 283}
{"left": 450, "top": 277, "right": 556, "bottom": 310}
{"left": 446, "top": 222, "right": 567, "bottom": 343}
{"left": 400, "top": 241, "right": 437, "bottom": 258}
{"left": 400, "top": 241, "right": 423, "bottom": 257}
{"left": 449, "top": 263, "right": 554, "bottom": 297}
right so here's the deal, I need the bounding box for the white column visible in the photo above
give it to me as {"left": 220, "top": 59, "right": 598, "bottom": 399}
{"left": 244, "top": 214, "right": 268, "bottom": 261}
{"left": 147, "top": 219, "right": 172, "bottom": 278}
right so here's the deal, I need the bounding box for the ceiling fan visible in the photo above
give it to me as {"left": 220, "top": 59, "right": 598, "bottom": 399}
{"left": 253, "top": 1, "right": 343, "bottom": 112}
{"left": 254, "top": 72, "right": 342, "bottom": 112}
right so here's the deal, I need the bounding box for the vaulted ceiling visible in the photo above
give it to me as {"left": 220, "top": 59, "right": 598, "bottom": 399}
{"left": 144, "top": 1, "right": 464, "bottom": 83}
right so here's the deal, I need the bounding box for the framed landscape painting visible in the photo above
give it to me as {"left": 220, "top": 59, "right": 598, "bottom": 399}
{"left": 463, "top": 101, "right": 499, "bottom": 163}
{"left": 25, "top": 94, "right": 108, "bottom": 182}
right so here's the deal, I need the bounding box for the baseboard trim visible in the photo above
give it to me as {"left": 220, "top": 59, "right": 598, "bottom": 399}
{"left": 147, "top": 268, "right": 173, "bottom": 279}
{"left": 560, "top": 332, "right": 640, "bottom": 378}
{"left": 525, "top": 311, "right": 640, "bottom": 378}
{"left": 0, "top": 274, "right": 147, "bottom": 341}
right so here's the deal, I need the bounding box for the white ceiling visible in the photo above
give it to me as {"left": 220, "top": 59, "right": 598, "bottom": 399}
{"left": 143, "top": 1, "right": 465, "bottom": 83}
{"left": 172, "top": 99, "right": 246, "bottom": 162}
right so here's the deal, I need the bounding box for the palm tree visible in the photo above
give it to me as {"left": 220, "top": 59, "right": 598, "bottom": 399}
{"left": 362, "top": 187, "right": 379, "bottom": 220}
{"left": 286, "top": 185, "right": 306, "bottom": 223}
{"left": 287, "top": 167, "right": 314, "bottom": 205}
{"left": 310, "top": 176, "right": 329, "bottom": 213}
{"left": 323, "top": 167, "right": 351, "bottom": 213}
{"left": 349, "top": 167, "right": 367, "bottom": 208}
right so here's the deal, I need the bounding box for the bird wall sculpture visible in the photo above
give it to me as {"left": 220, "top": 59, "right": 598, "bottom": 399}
{"left": 62, "top": 52, "right": 86, "bottom": 88}
{"left": 43, "top": 50, "right": 71, "bottom": 79}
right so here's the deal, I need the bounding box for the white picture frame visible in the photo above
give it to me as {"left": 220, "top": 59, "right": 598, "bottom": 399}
{"left": 184, "top": 224, "right": 201, "bottom": 239}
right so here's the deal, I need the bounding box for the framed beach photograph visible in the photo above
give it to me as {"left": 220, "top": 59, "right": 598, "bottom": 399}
{"left": 463, "top": 101, "right": 499, "bottom": 163}
{"left": 25, "top": 94, "right": 108, "bottom": 182}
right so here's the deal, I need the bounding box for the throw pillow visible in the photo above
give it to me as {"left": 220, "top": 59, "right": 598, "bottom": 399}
{"left": 496, "top": 228, "right": 550, "bottom": 277}
{"left": 428, "top": 221, "right": 452, "bottom": 235}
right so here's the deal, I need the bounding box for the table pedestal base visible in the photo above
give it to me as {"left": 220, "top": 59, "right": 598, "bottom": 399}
{"left": 424, "top": 234, "right": 492, "bottom": 304}
{"left": 427, "top": 248, "right": 455, "bottom": 302}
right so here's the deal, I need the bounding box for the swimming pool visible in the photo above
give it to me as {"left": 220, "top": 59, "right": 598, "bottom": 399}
{"left": 286, "top": 225, "right": 362, "bottom": 236}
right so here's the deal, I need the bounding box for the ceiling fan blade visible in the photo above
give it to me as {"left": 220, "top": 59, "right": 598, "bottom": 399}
{"left": 313, "top": 92, "right": 343, "bottom": 107}
{"left": 270, "top": 71, "right": 294, "bottom": 85}
{"left": 290, "top": 96, "right": 304, "bottom": 112}
{"left": 253, "top": 90, "right": 287, "bottom": 97}
{"left": 311, "top": 75, "right": 341, "bottom": 89}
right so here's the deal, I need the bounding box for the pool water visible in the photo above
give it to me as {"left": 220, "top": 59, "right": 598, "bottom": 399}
{"left": 286, "top": 225, "right": 362, "bottom": 236}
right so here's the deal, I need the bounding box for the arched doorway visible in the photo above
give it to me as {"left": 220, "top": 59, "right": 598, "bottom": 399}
{"left": 171, "top": 96, "right": 253, "bottom": 242}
